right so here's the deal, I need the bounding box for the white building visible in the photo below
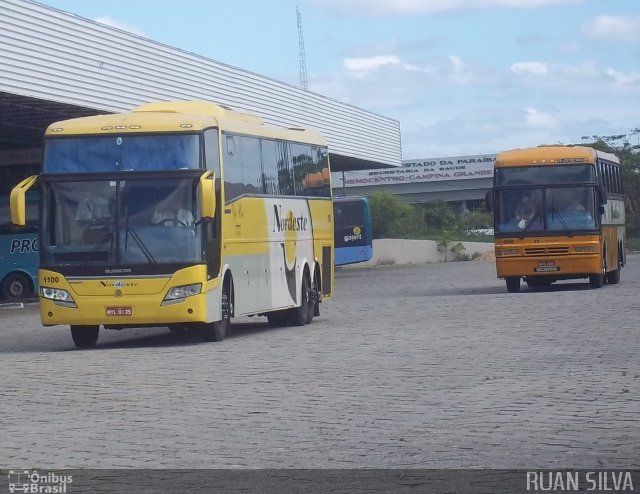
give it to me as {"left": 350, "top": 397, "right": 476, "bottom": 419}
{"left": 0, "top": 0, "right": 401, "bottom": 172}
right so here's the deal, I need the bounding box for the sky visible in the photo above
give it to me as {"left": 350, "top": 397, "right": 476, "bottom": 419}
{"left": 37, "top": 0, "right": 640, "bottom": 160}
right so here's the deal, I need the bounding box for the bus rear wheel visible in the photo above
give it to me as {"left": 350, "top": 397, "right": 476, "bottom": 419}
{"left": 70, "top": 325, "right": 100, "bottom": 348}
{"left": 266, "top": 310, "right": 289, "bottom": 327}
{"left": 202, "top": 277, "right": 232, "bottom": 342}
{"left": 505, "top": 277, "right": 520, "bottom": 293}
{"left": 606, "top": 251, "right": 621, "bottom": 285}
{"left": 306, "top": 274, "right": 319, "bottom": 324}
{"left": 1, "top": 272, "right": 32, "bottom": 300}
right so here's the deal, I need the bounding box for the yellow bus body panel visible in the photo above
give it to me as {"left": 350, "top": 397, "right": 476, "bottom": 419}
{"left": 308, "top": 199, "right": 334, "bottom": 299}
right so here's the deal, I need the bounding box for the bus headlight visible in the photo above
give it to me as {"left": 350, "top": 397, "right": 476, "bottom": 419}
{"left": 496, "top": 248, "right": 521, "bottom": 257}
{"left": 574, "top": 245, "right": 598, "bottom": 253}
{"left": 40, "top": 287, "right": 77, "bottom": 308}
{"left": 162, "top": 283, "right": 202, "bottom": 305}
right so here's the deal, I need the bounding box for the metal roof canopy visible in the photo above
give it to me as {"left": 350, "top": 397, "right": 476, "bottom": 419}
{"left": 0, "top": 92, "right": 108, "bottom": 152}
{"left": 0, "top": 0, "right": 402, "bottom": 172}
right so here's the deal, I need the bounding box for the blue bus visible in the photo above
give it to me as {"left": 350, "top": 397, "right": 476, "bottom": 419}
{"left": 1, "top": 164, "right": 39, "bottom": 301}
{"left": 334, "top": 196, "right": 373, "bottom": 266}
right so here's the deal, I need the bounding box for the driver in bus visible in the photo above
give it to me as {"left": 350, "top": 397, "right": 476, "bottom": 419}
{"left": 515, "top": 192, "right": 540, "bottom": 229}
{"left": 151, "top": 193, "right": 194, "bottom": 227}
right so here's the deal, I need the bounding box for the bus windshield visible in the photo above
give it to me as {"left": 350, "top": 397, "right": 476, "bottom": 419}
{"left": 41, "top": 177, "right": 202, "bottom": 271}
{"left": 43, "top": 134, "right": 202, "bottom": 173}
{"left": 495, "top": 186, "right": 597, "bottom": 234}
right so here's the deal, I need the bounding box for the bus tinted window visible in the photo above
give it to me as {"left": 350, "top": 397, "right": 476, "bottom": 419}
{"left": 222, "top": 134, "right": 263, "bottom": 201}
{"left": 44, "top": 135, "right": 201, "bottom": 173}
{"left": 261, "top": 139, "right": 284, "bottom": 195}
{"left": 224, "top": 134, "right": 330, "bottom": 202}
{"left": 297, "top": 145, "right": 331, "bottom": 197}
{"left": 334, "top": 202, "right": 364, "bottom": 226}
{"left": 496, "top": 165, "right": 595, "bottom": 185}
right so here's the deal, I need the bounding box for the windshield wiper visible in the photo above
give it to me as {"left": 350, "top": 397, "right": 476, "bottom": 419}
{"left": 551, "top": 206, "right": 572, "bottom": 236}
{"left": 125, "top": 223, "right": 158, "bottom": 267}
{"left": 81, "top": 228, "right": 114, "bottom": 268}
{"left": 123, "top": 209, "right": 157, "bottom": 267}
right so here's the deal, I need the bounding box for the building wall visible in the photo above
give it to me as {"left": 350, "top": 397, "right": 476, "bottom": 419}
{"left": 0, "top": 0, "right": 401, "bottom": 168}
{"left": 340, "top": 238, "right": 495, "bottom": 267}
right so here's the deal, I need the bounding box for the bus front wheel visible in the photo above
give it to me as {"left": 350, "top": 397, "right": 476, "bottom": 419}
{"left": 589, "top": 274, "right": 604, "bottom": 288}
{"left": 202, "top": 276, "right": 233, "bottom": 342}
{"left": 505, "top": 277, "right": 520, "bottom": 293}
{"left": 590, "top": 253, "right": 606, "bottom": 288}
{"left": 70, "top": 325, "right": 100, "bottom": 348}
{"left": 1, "top": 272, "right": 32, "bottom": 300}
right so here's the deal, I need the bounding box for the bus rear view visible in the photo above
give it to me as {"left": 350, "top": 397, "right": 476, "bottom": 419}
{"left": 333, "top": 196, "right": 373, "bottom": 266}
{"left": 489, "top": 145, "right": 625, "bottom": 292}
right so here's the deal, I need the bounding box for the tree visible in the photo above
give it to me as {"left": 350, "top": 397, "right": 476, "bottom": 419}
{"left": 368, "top": 192, "right": 419, "bottom": 239}
{"left": 581, "top": 129, "right": 640, "bottom": 238}
{"left": 417, "top": 200, "right": 458, "bottom": 232}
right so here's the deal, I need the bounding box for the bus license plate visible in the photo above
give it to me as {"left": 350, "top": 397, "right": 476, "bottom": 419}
{"left": 106, "top": 306, "right": 133, "bottom": 316}
{"left": 535, "top": 261, "right": 558, "bottom": 272}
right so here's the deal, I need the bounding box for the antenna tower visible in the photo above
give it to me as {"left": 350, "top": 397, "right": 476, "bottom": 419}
{"left": 296, "top": 6, "right": 309, "bottom": 91}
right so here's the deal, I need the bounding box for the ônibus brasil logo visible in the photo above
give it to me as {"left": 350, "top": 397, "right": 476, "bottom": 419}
{"left": 8, "top": 470, "right": 72, "bottom": 493}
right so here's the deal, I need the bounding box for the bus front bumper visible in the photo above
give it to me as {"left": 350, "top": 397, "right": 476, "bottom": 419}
{"left": 496, "top": 254, "right": 601, "bottom": 279}
{"left": 39, "top": 284, "right": 222, "bottom": 327}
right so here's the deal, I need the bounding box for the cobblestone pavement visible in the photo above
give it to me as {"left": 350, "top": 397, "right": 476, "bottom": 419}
{"left": 0, "top": 256, "right": 638, "bottom": 469}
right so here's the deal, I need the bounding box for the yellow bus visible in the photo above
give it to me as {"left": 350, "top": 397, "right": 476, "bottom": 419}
{"left": 11, "top": 101, "right": 334, "bottom": 347}
{"left": 489, "top": 145, "right": 625, "bottom": 292}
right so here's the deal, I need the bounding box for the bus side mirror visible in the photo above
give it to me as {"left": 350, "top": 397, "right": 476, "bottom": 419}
{"left": 199, "top": 171, "right": 216, "bottom": 219}
{"left": 10, "top": 175, "right": 38, "bottom": 226}
{"left": 597, "top": 185, "right": 607, "bottom": 206}
{"left": 485, "top": 190, "right": 493, "bottom": 212}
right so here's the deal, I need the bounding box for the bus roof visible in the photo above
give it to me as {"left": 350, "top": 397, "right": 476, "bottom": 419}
{"left": 495, "top": 145, "right": 619, "bottom": 167}
{"left": 44, "top": 100, "right": 327, "bottom": 146}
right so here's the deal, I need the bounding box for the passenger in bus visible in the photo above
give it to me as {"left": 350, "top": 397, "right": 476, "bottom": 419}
{"left": 151, "top": 194, "right": 194, "bottom": 227}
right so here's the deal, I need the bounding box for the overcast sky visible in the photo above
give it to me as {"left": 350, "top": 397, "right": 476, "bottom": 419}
{"left": 39, "top": 0, "right": 640, "bottom": 159}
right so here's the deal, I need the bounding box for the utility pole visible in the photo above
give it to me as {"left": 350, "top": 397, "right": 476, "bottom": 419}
{"left": 297, "top": 6, "right": 309, "bottom": 91}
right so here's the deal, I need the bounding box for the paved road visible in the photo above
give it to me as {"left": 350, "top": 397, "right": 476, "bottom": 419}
{"left": 1, "top": 256, "right": 638, "bottom": 469}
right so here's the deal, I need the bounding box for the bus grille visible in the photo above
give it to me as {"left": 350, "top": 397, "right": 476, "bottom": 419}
{"left": 523, "top": 247, "right": 570, "bottom": 256}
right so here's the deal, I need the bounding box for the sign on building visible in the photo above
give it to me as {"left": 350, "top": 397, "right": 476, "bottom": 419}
{"left": 333, "top": 154, "right": 495, "bottom": 188}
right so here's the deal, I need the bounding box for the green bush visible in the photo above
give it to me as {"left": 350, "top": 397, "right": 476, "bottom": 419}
{"left": 368, "top": 193, "right": 493, "bottom": 241}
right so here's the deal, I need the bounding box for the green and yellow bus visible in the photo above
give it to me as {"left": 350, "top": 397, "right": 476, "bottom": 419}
{"left": 11, "top": 101, "right": 334, "bottom": 347}
{"left": 489, "top": 145, "right": 625, "bottom": 292}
